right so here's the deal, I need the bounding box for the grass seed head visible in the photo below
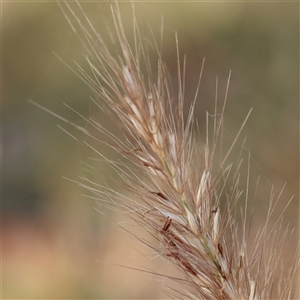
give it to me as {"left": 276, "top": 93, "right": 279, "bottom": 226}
{"left": 54, "top": 1, "right": 300, "bottom": 299}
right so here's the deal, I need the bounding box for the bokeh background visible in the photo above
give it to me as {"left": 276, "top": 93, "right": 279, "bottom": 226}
{"left": 3, "top": 1, "right": 299, "bottom": 299}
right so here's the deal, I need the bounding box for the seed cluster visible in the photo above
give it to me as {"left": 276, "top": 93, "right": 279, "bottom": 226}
{"left": 58, "top": 2, "right": 299, "bottom": 299}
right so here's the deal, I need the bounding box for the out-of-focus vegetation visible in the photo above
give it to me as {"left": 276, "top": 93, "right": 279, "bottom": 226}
{"left": 3, "top": 2, "right": 298, "bottom": 299}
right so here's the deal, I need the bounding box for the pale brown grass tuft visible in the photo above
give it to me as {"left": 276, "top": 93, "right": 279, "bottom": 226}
{"left": 33, "top": 1, "right": 300, "bottom": 299}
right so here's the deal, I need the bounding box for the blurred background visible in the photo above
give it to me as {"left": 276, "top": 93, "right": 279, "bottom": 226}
{"left": 3, "top": 1, "right": 299, "bottom": 299}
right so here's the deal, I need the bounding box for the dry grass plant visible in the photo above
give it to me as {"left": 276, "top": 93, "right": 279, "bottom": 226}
{"left": 31, "top": 1, "right": 299, "bottom": 299}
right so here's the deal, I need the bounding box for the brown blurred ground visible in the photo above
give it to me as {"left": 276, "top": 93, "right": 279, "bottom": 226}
{"left": 2, "top": 2, "right": 299, "bottom": 299}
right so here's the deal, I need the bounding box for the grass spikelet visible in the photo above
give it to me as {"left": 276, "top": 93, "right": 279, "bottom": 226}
{"left": 34, "top": 2, "right": 299, "bottom": 299}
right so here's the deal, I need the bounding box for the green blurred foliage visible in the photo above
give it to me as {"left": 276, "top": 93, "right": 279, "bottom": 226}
{"left": 3, "top": 2, "right": 299, "bottom": 298}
